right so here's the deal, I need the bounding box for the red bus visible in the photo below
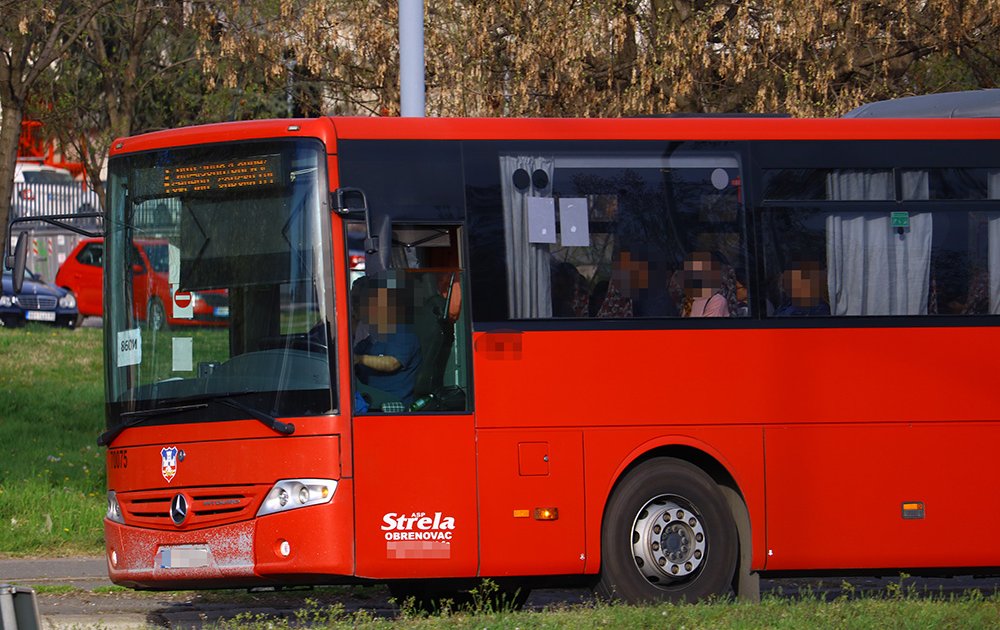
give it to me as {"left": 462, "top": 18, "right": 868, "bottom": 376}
{"left": 95, "top": 111, "right": 1000, "bottom": 604}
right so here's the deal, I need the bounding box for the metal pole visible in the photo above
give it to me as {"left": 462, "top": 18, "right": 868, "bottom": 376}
{"left": 1, "top": 586, "right": 19, "bottom": 630}
{"left": 398, "top": 0, "right": 425, "bottom": 117}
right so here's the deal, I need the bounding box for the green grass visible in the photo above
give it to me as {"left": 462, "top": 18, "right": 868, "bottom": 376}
{"left": 209, "top": 591, "right": 1000, "bottom": 630}
{"left": 0, "top": 325, "right": 106, "bottom": 555}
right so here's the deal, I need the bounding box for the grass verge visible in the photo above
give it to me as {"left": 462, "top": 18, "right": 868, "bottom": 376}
{"left": 210, "top": 591, "right": 1000, "bottom": 630}
{"left": 0, "top": 325, "right": 106, "bottom": 555}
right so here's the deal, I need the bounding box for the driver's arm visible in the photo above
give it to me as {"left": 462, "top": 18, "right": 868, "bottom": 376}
{"left": 355, "top": 353, "right": 402, "bottom": 373}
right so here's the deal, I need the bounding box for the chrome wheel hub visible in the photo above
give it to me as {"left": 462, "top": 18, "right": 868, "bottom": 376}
{"left": 631, "top": 496, "right": 707, "bottom": 584}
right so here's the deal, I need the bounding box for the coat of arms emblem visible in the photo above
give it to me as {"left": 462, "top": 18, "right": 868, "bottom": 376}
{"left": 161, "top": 446, "right": 178, "bottom": 483}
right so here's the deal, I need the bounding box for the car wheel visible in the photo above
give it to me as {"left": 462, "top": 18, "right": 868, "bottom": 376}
{"left": 147, "top": 298, "right": 167, "bottom": 331}
{"left": 596, "top": 457, "right": 737, "bottom": 604}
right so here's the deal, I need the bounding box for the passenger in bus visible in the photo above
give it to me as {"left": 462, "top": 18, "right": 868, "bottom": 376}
{"left": 595, "top": 250, "right": 646, "bottom": 317}
{"left": 596, "top": 249, "right": 681, "bottom": 318}
{"left": 957, "top": 269, "right": 990, "bottom": 315}
{"left": 774, "top": 260, "right": 830, "bottom": 317}
{"left": 552, "top": 261, "right": 590, "bottom": 317}
{"left": 353, "top": 275, "right": 423, "bottom": 409}
{"left": 681, "top": 251, "right": 735, "bottom": 317}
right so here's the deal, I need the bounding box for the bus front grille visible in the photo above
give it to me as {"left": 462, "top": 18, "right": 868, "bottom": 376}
{"left": 118, "top": 485, "right": 268, "bottom": 530}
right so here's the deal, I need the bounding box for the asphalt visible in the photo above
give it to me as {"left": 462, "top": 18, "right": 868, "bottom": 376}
{"left": 0, "top": 555, "right": 371, "bottom": 629}
{"left": 6, "top": 555, "right": 1000, "bottom": 629}
{"left": 0, "top": 557, "right": 150, "bottom": 629}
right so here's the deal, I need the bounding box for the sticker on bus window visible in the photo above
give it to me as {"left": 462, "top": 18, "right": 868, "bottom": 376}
{"left": 527, "top": 197, "right": 557, "bottom": 244}
{"left": 559, "top": 198, "right": 590, "bottom": 247}
{"left": 117, "top": 328, "right": 142, "bottom": 367}
{"left": 168, "top": 243, "right": 180, "bottom": 285}
{"left": 172, "top": 337, "right": 193, "bottom": 372}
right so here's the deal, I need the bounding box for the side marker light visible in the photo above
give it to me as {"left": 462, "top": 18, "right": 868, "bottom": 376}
{"left": 533, "top": 507, "right": 559, "bottom": 521}
{"left": 902, "top": 501, "right": 925, "bottom": 519}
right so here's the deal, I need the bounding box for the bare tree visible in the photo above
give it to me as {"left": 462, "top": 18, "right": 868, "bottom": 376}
{"left": 37, "top": 0, "right": 203, "bottom": 209}
{"left": 0, "top": 0, "right": 112, "bottom": 243}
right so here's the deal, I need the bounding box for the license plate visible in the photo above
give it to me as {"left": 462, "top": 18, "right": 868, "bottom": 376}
{"left": 26, "top": 310, "right": 56, "bottom": 322}
{"left": 157, "top": 545, "right": 210, "bottom": 569}
{"left": 213, "top": 307, "right": 229, "bottom": 317}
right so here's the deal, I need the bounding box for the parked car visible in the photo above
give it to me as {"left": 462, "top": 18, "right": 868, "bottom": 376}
{"left": 1, "top": 268, "right": 80, "bottom": 328}
{"left": 12, "top": 161, "right": 100, "bottom": 218}
{"left": 56, "top": 237, "right": 228, "bottom": 330}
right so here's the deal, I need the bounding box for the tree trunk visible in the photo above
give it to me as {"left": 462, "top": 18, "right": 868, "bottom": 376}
{"left": 0, "top": 102, "right": 26, "bottom": 252}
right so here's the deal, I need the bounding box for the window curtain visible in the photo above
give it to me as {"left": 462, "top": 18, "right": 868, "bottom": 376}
{"left": 499, "top": 155, "right": 555, "bottom": 318}
{"left": 825, "top": 170, "right": 932, "bottom": 315}
{"left": 988, "top": 171, "right": 1000, "bottom": 314}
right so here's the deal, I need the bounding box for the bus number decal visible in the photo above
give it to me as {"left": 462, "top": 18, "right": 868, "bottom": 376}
{"left": 109, "top": 449, "right": 128, "bottom": 470}
{"left": 117, "top": 328, "right": 142, "bottom": 367}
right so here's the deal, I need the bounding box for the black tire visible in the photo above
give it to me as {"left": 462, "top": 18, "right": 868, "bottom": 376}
{"left": 147, "top": 298, "right": 167, "bottom": 331}
{"left": 596, "top": 457, "right": 737, "bottom": 604}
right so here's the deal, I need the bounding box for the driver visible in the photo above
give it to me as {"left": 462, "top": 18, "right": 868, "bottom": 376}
{"left": 353, "top": 273, "right": 422, "bottom": 409}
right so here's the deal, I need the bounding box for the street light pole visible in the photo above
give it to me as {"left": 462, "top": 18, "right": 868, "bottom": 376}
{"left": 398, "top": 0, "right": 425, "bottom": 117}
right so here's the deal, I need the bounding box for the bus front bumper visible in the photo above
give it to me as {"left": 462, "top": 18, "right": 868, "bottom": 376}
{"left": 104, "top": 488, "right": 355, "bottom": 589}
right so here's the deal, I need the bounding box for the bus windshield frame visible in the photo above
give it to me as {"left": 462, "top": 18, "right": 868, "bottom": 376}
{"left": 103, "top": 138, "right": 337, "bottom": 431}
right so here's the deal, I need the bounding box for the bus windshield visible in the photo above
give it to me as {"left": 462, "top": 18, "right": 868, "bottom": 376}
{"left": 103, "top": 139, "right": 335, "bottom": 430}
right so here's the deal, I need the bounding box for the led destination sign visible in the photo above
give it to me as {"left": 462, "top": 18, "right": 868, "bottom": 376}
{"left": 139, "top": 155, "right": 283, "bottom": 197}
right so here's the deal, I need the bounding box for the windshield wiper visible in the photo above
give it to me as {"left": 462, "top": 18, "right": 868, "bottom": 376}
{"left": 97, "top": 403, "right": 209, "bottom": 446}
{"left": 98, "top": 394, "right": 295, "bottom": 446}
{"left": 217, "top": 396, "right": 295, "bottom": 436}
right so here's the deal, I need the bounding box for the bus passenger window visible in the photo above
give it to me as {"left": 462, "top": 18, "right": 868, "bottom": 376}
{"left": 496, "top": 149, "right": 749, "bottom": 320}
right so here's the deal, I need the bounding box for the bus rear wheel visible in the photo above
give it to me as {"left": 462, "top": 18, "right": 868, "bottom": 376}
{"left": 597, "top": 457, "right": 737, "bottom": 604}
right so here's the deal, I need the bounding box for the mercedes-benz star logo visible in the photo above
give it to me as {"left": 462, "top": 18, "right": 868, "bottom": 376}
{"left": 170, "top": 493, "right": 188, "bottom": 526}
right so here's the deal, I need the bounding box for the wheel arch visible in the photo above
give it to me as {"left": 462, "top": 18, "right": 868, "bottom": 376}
{"left": 600, "top": 441, "right": 759, "bottom": 601}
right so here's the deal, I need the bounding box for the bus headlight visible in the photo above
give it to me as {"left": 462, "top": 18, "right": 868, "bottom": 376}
{"left": 106, "top": 491, "right": 125, "bottom": 524}
{"left": 257, "top": 479, "right": 337, "bottom": 516}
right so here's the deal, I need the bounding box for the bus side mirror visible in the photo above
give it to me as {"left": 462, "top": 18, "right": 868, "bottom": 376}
{"left": 331, "top": 187, "right": 369, "bottom": 214}
{"left": 11, "top": 231, "right": 29, "bottom": 294}
{"left": 332, "top": 187, "right": 387, "bottom": 267}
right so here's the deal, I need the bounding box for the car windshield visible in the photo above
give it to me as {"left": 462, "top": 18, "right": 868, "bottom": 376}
{"left": 103, "top": 139, "right": 336, "bottom": 428}
{"left": 23, "top": 170, "right": 75, "bottom": 184}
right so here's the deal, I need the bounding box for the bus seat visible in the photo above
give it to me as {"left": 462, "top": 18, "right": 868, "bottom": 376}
{"left": 412, "top": 292, "right": 455, "bottom": 397}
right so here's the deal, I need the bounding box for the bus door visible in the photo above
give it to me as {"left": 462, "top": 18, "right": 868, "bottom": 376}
{"left": 349, "top": 222, "right": 478, "bottom": 579}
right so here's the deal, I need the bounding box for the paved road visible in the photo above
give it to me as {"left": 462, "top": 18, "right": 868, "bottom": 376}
{"left": 4, "top": 556, "right": 1000, "bottom": 629}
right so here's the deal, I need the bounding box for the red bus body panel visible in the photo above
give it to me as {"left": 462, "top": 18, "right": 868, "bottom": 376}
{"left": 352, "top": 415, "right": 478, "bottom": 578}
{"left": 472, "top": 325, "right": 1000, "bottom": 572}
{"left": 104, "top": 115, "right": 1000, "bottom": 589}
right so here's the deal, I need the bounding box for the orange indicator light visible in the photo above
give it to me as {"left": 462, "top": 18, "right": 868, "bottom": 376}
{"left": 533, "top": 508, "right": 559, "bottom": 521}
{"left": 513, "top": 509, "right": 530, "bottom": 518}
{"left": 902, "top": 502, "right": 925, "bottom": 519}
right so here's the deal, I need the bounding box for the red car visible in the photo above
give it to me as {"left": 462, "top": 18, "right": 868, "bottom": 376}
{"left": 56, "top": 238, "right": 228, "bottom": 329}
